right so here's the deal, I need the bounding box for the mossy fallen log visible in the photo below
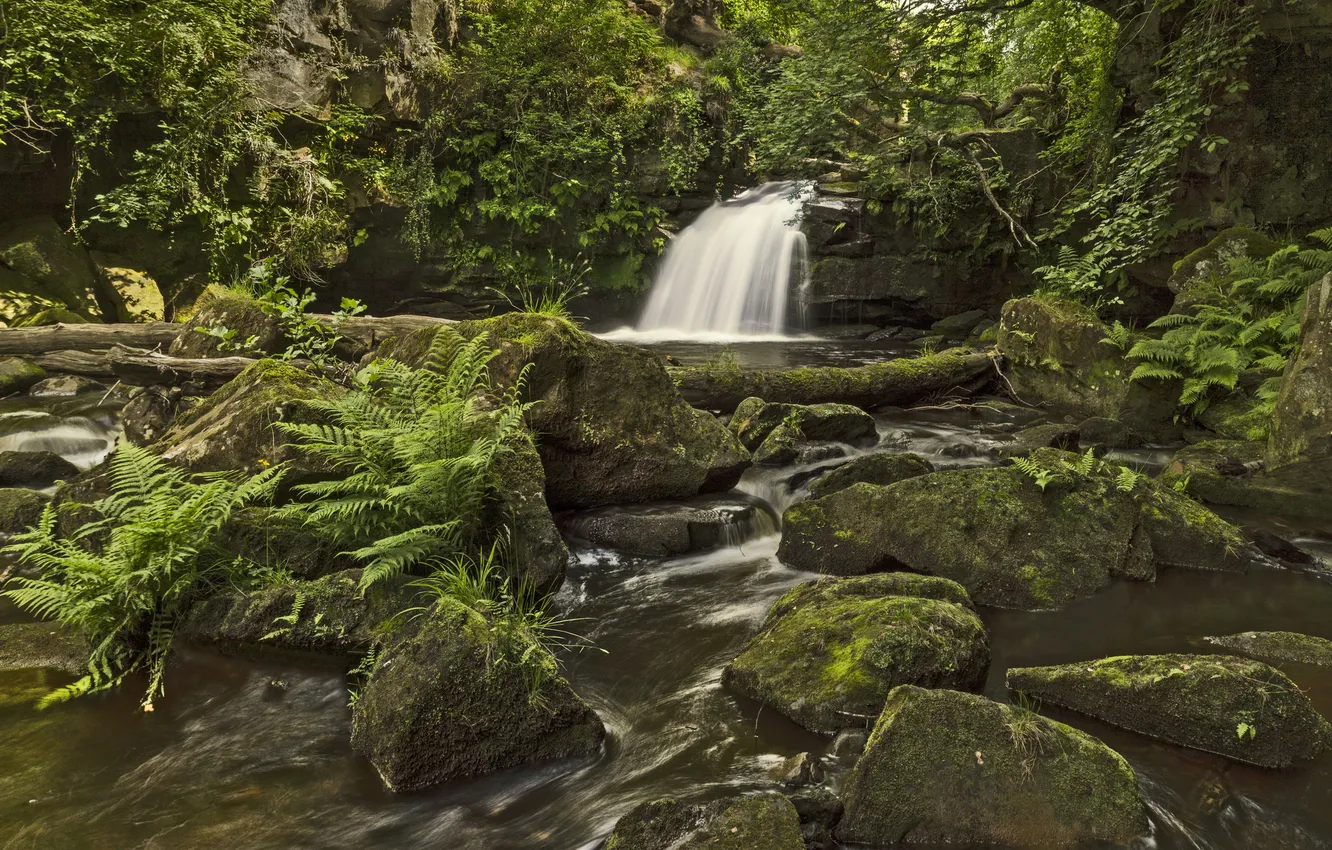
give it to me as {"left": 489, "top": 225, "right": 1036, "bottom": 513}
{"left": 668, "top": 348, "right": 995, "bottom": 411}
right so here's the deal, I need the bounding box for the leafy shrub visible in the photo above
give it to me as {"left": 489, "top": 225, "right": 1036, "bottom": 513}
{"left": 1, "top": 445, "right": 282, "bottom": 709}
{"left": 277, "top": 329, "right": 532, "bottom": 591}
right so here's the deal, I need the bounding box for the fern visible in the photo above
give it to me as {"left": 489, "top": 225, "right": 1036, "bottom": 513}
{"left": 1, "top": 444, "right": 282, "bottom": 709}
{"left": 279, "top": 328, "right": 534, "bottom": 592}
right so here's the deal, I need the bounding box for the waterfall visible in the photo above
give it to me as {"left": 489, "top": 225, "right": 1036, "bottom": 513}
{"left": 635, "top": 182, "right": 811, "bottom": 338}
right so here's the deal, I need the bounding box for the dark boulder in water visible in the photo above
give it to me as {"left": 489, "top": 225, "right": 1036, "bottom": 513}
{"left": 604, "top": 794, "right": 804, "bottom": 850}
{"left": 806, "top": 452, "right": 934, "bottom": 499}
{"left": 561, "top": 496, "right": 772, "bottom": 557}
{"left": 0, "top": 450, "right": 79, "bottom": 487}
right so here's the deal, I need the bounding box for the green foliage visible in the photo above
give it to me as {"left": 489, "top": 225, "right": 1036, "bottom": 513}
{"left": 490, "top": 252, "right": 592, "bottom": 321}
{"left": 1, "top": 444, "right": 282, "bottom": 709}
{"left": 1127, "top": 229, "right": 1332, "bottom": 419}
{"left": 278, "top": 329, "right": 532, "bottom": 592}
{"left": 1012, "top": 448, "right": 1140, "bottom": 493}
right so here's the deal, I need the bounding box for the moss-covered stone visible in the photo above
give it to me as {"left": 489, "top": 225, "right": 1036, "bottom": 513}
{"left": 350, "top": 595, "right": 605, "bottom": 791}
{"left": 996, "top": 297, "right": 1179, "bottom": 441}
{"left": 604, "top": 795, "right": 804, "bottom": 850}
{"left": 728, "top": 399, "right": 876, "bottom": 450}
{"left": 0, "top": 266, "right": 61, "bottom": 325}
{"left": 1007, "top": 654, "right": 1332, "bottom": 768}
{"left": 994, "top": 422, "right": 1079, "bottom": 459}
{"left": 0, "top": 450, "right": 79, "bottom": 487}
{"left": 1136, "top": 483, "right": 1250, "bottom": 572}
{"left": 28, "top": 375, "right": 106, "bottom": 397}
{"left": 0, "top": 622, "right": 88, "bottom": 674}
{"left": 722, "top": 574, "right": 988, "bottom": 734}
{"left": 180, "top": 570, "right": 411, "bottom": 660}
{"left": 154, "top": 359, "right": 343, "bottom": 475}
{"left": 1203, "top": 632, "right": 1332, "bottom": 669}
{"left": 220, "top": 507, "right": 356, "bottom": 581}
{"left": 0, "top": 487, "right": 51, "bottom": 534}
{"left": 88, "top": 251, "right": 166, "bottom": 322}
{"left": 0, "top": 216, "right": 104, "bottom": 319}
{"left": 0, "top": 357, "right": 46, "bottom": 395}
{"left": 837, "top": 686, "right": 1148, "bottom": 845}
{"left": 1269, "top": 274, "right": 1332, "bottom": 473}
{"left": 1169, "top": 227, "right": 1282, "bottom": 314}
{"left": 752, "top": 420, "right": 804, "bottom": 466}
{"left": 807, "top": 452, "right": 933, "bottom": 500}
{"left": 12, "top": 306, "right": 87, "bottom": 327}
{"left": 168, "top": 284, "right": 286, "bottom": 358}
{"left": 490, "top": 435, "right": 571, "bottom": 593}
{"left": 381, "top": 316, "right": 750, "bottom": 509}
{"left": 1077, "top": 416, "right": 1144, "bottom": 450}
{"left": 1198, "top": 393, "right": 1272, "bottom": 441}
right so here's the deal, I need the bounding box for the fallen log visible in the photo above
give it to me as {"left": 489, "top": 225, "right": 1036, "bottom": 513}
{"left": 669, "top": 348, "right": 997, "bottom": 411}
{"left": 317, "top": 314, "right": 455, "bottom": 349}
{"left": 0, "top": 322, "right": 178, "bottom": 355}
{"left": 26, "top": 346, "right": 337, "bottom": 390}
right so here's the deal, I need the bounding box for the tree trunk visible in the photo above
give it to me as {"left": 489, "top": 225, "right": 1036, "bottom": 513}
{"left": 0, "top": 322, "right": 179, "bottom": 356}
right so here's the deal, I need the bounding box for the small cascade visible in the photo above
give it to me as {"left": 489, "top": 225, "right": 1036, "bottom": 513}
{"left": 636, "top": 182, "right": 812, "bottom": 338}
{"left": 0, "top": 406, "right": 122, "bottom": 472}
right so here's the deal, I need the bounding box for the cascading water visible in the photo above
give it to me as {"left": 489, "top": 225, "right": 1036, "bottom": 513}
{"left": 635, "top": 182, "right": 811, "bottom": 337}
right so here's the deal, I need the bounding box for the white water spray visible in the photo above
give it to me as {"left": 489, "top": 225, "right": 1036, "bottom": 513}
{"left": 635, "top": 182, "right": 811, "bottom": 338}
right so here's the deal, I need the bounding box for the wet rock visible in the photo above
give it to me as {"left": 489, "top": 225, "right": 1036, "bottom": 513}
{"left": 1162, "top": 439, "right": 1332, "bottom": 521}
{"left": 28, "top": 375, "right": 106, "bottom": 397}
{"left": 866, "top": 326, "right": 928, "bottom": 343}
{"left": 770, "top": 752, "right": 824, "bottom": 788}
{"left": 829, "top": 729, "right": 868, "bottom": 762}
{"left": 752, "top": 420, "right": 805, "bottom": 467}
{"left": 351, "top": 595, "right": 605, "bottom": 792}
{"left": 493, "top": 436, "right": 571, "bottom": 593}
{"left": 787, "top": 786, "right": 843, "bottom": 831}
{"left": 722, "top": 574, "right": 988, "bottom": 734}
{"left": 382, "top": 316, "right": 750, "bottom": 509}
{"left": 837, "top": 686, "right": 1149, "bottom": 846}
{"left": 0, "top": 358, "right": 46, "bottom": 396}
{"left": 1268, "top": 273, "right": 1332, "bottom": 483}
{"left": 1077, "top": 416, "right": 1144, "bottom": 450}
{"left": 181, "top": 570, "right": 410, "bottom": 658}
{"left": 931, "top": 309, "right": 989, "bottom": 339}
{"left": 0, "top": 451, "right": 79, "bottom": 487}
{"left": 994, "top": 422, "right": 1079, "bottom": 458}
{"left": 779, "top": 452, "right": 1249, "bottom": 609}
{"left": 169, "top": 284, "right": 286, "bottom": 358}
{"left": 604, "top": 794, "right": 804, "bottom": 850}
{"left": 806, "top": 452, "right": 933, "bottom": 499}
{"left": 1250, "top": 530, "right": 1319, "bottom": 566}
{"left": 0, "top": 216, "right": 103, "bottom": 319}
{"left": 121, "top": 386, "right": 184, "bottom": 446}
{"left": 0, "top": 488, "right": 51, "bottom": 534}
{"left": 88, "top": 251, "right": 165, "bottom": 322}
{"left": 1007, "top": 654, "right": 1332, "bottom": 768}
{"left": 154, "top": 359, "right": 343, "bottom": 475}
{"left": 730, "top": 398, "right": 876, "bottom": 451}
{"left": 1197, "top": 393, "right": 1271, "bottom": 441}
{"left": 1203, "top": 632, "right": 1332, "bottom": 668}
{"left": 997, "top": 297, "right": 1179, "bottom": 441}
{"left": 815, "top": 323, "right": 879, "bottom": 340}
{"left": 0, "top": 622, "right": 88, "bottom": 674}
{"left": 794, "top": 443, "right": 848, "bottom": 465}
{"left": 561, "top": 497, "right": 769, "bottom": 557}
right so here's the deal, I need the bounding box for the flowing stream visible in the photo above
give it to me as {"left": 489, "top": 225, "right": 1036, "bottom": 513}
{"left": 3, "top": 355, "right": 1332, "bottom": 850}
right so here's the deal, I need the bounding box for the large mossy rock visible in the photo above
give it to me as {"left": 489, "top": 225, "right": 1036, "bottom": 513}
{"left": 996, "top": 298, "right": 1178, "bottom": 440}
{"left": 380, "top": 315, "right": 750, "bottom": 509}
{"left": 779, "top": 451, "right": 1249, "bottom": 610}
{"left": 0, "top": 487, "right": 51, "bottom": 534}
{"left": 1204, "top": 631, "right": 1332, "bottom": 668}
{"left": 154, "top": 359, "right": 343, "bottom": 474}
{"left": 0, "top": 216, "right": 104, "bottom": 319}
{"left": 1267, "top": 274, "right": 1332, "bottom": 485}
{"left": 729, "top": 398, "right": 876, "bottom": 450}
{"left": 0, "top": 450, "right": 79, "bottom": 488}
{"left": 0, "top": 358, "right": 45, "bottom": 395}
{"left": 219, "top": 507, "right": 356, "bottom": 581}
{"left": 722, "top": 574, "right": 988, "bottom": 734}
{"left": 837, "top": 686, "right": 1148, "bottom": 846}
{"left": 807, "top": 452, "right": 933, "bottom": 499}
{"left": 1007, "top": 654, "right": 1332, "bottom": 768}
{"left": 1161, "top": 440, "right": 1332, "bottom": 521}
{"left": 168, "top": 284, "right": 286, "bottom": 358}
{"left": 490, "top": 435, "right": 571, "bottom": 593}
{"left": 0, "top": 622, "right": 88, "bottom": 674}
{"left": 351, "top": 595, "right": 605, "bottom": 791}
{"left": 0, "top": 266, "right": 60, "bottom": 324}
{"left": 88, "top": 251, "right": 166, "bottom": 322}
{"left": 604, "top": 794, "right": 804, "bottom": 850}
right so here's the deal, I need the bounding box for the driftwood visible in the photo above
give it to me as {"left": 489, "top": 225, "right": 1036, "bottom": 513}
{"left": 0, "top": 322, "right": 179, "bottom": 355}
{"left": 29, "top": 346, "right": 297, "bottom": 389}
{"left": 318, "top": 314, "right": 454, "bottom": 349}
{"left": 669, "top": 349, "right": 997, "bottom": 411}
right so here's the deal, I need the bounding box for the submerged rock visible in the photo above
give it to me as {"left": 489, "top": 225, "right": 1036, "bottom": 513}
{"left": 561, "top": 497, "right": 771, "bottom": 557}
{"left": 779, "top": 451, "right": 1249, "bottom": 609}
{"left": 0, "top": 450, "right": 79, "bottom": 488}
{"left": 351, "top": 595, "right": 604, "bottom": 792}
{"left": 722, "top": 574, "right": 988, "bottom": 735}
{"left": 1203, "top": 632, "right": 1332, "bottom": 669}
{"left": 0, "top": 622, "right": 88, "bottom": 674}
{"left": 806, "top": 452, "right": 933, "bottom": 499}
{"left": 0, "top": 488, "right": 51, "bottom": 534}
{"left": 604, "top": 794, "right": 804, "bottom": 850}
{"left": 837, "top": 686, "right": 1148, "bottom": 846}
{"left": 1007, "top": 654, "right": 1332, "bottom": 768}
{"left": 381, "top": 316, "right": 749, "bottom": 509}
{"left": 0, "top": 358, "right": 46, "bottom": 396}
{"left": 729, "top": 398, "right": 876, "bottom": 450}
{"left": 1162, "top": 439, "right": 1332, "bottom": 521}
{"left": 28, "top": 375, "right": 106, "bottom": 398}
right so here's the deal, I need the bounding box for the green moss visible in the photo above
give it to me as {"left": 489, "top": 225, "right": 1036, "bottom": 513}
{"left": 0, "top": 622, "right": 89, "bottom": 674}
{"left": 1204, "top": 631, "right": 1332, "bottom": 668}
{"left": 605, "top": 795, "right": 804, "bottom": 850}
{"left": 0, "top": 487, "right": 51, "bottom": 534}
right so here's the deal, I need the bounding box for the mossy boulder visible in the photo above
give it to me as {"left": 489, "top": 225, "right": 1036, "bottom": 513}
{"left": 807, "top": 452, "right": 933, "bottom": 499}
{"left": 1161, "top": 439, "right": 1332, "bottom": 520}
{"left": 0, "top": 450, "right": 79, "bottom": 487}
{"left": 28, "top": 375, "right": 106, "bottom": 398}
{"left": 0, "top": 266, "right": 60, "bottom": 324}
{"left": 168, "top": 284, "right": 285, "bottom": 358}
{"left": 1197, "top": 392, "right": 1271, "bottom": 441}
{"left": 220, "top": 508, "right": 357, "bottom": 581}
{"left": 1268, "top": 274, "right": 1332, "bottom": 473}
{"left": 1203, "top": 631, "right": 1332, "bottom": 669}
{"left": 380, "top": 316, "right": 750, "bottom": 509}
{"left": 154, "top": 359, "right": 343, "bottom": 475}
{"left": 351, "top": 595, "right": 605, "bottom": 791}
{"left": 0, "top": 216, "right": 104, "bottom": 319}
{"left": 1077, "top": 416, "right": 1144, "bottom": 450}
{"left": 88, "top": 251, "right": 166, "bottom": 322}
{"left": 1169, "top": 227, "right": 1281, "bottom": 310}
{"left": 779, "top": 453, "right": 1248, "bottom": 610}
{"left": 994, "top": 422, "right": 1079, "bottom": 459}
{"left": 0, "top": 358, "right": 46, "bottom": 395}
{"left": 12, "top": 306, "right": 88, "bottom": 327}
{"left": 1007, "top": 654, "right": 1332, "bottom": 768}
{"left": 0, "top": 622, "right": 88, "bottom": 674}
{"left": 490, "top": 435, "right": 571, "bottom": 593}
{"left": 604, "top": 795, "right": 804, "bottom": 850}
{"left": 729, "top": 398, "right": 876, "bottom": 450}
{"left": 996, "top": 297, "right": 1178, "bottom": 440}
{"left": 837, "top": 686, "right": 1148, "bottom": 846}
{"left": 752, "top": 420, "right": 804, "bottom": 466}
{"left": 722, "top": 574, "right": 988, "bottom": 734}
{"left": 0, "top": 488, "right": 51, "bottom": 534}
{"left": 561, "top": 496, "right": 771, "bottom": 557}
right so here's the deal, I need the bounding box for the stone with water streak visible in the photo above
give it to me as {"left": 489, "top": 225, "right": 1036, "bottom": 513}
{"left": 730, "top": 398, "right": 877, "bottom": 450}
{"left": 560, "top": 497, "right": 770, "bottom": 557}
{"left": 806, "top": 452, "right": 933, "bottom": 499}
{"left": 604, "top": 794, "right": 804, "bottom": 850}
